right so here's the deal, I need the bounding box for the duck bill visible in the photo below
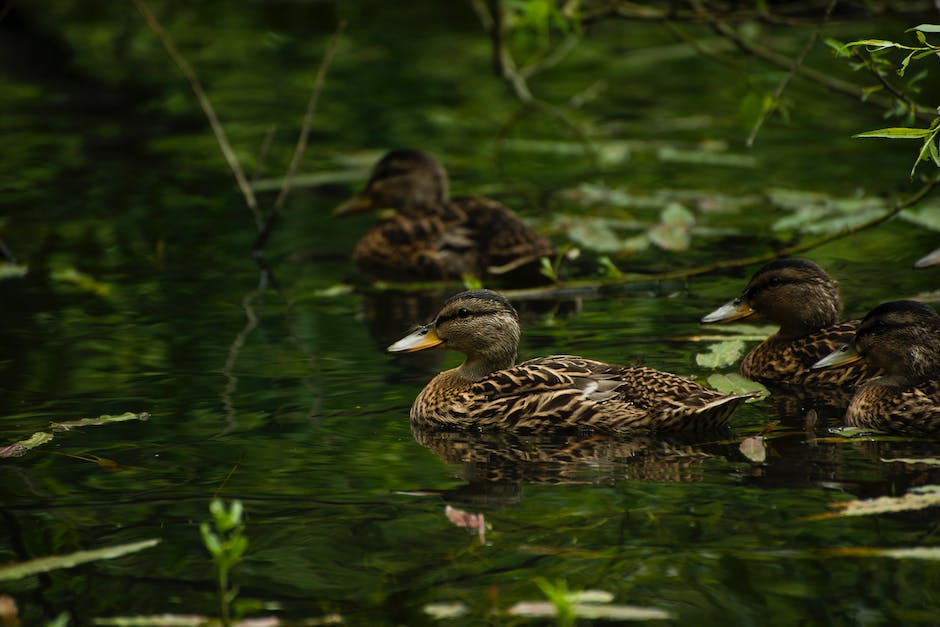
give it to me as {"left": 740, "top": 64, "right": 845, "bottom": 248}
{"left": 387, "top": 324, "right": 444, "bottom": 353}
{"left": 701, "top": 298, "right": 755, "bottom": 324}
{"left": 332, "top": 194, "right": 375, "bottom": 217}
{"left": 812, "top": 343, "right": 863, "bottom": 369}
{"left": 914, "top": 247, "right": 940, "bottom": 268}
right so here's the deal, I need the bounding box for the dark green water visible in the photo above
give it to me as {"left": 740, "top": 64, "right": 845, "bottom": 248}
{"left": 2, "top": 3, "right": 940, "bottom": 625}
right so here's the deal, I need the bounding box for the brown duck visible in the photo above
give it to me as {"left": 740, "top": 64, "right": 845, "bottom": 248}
{"left": 333, "top": 149, "right": 555, "bottom": 281}
{"left": 814, "top": 300, "right": 940, "bottom": 436}
{"left": 388, "top": 289, "right": 754, "bottom": 433}
{"left": 701, "top": 258, "right": 870, "bottom": 386}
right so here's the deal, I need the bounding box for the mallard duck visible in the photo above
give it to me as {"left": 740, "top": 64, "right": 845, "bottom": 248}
{"left": 915, "top": 247, "right": 940, "bottom": 268}
{"left": 388, "top": 289, "right": 754, "bottom": 432}
{"left": 701, "top": 258, "right": 871, "bottom": 386}
{"left": 813, "top": 300, "right": 940, "bottom": 436}
{"left": 333, "top": 149, "right": 555, "bottom": 281}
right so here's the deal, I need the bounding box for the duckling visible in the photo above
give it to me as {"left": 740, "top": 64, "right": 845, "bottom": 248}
{"left": 333, "top": 149, "right": 555, "bottom": 281}
{"left": 701, "top": 258, "right": 870, "bottom": 386}
{"left": 388, "top": 289, "right": 754, "bottom": 433}
{"left": 813, "top": 300, "right": 940, "bottom": 436}
{"left": 915, "top": 247, "right": 940, "bottom": 268}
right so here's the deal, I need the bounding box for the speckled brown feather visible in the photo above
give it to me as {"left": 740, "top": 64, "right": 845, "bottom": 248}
{"left": 338, "top": 150, "right": 554, "bottom": 281}
{"left": 411, "top": 356, "right": 751, "bottom": 433}
{"left": 741, "top": 320, "right": 869, "bottom": 386}
{"left": 846, "top": 380, "right": 940, "bottom": 436}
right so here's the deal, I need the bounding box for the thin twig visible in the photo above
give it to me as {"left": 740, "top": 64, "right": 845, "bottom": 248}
{"left": 132, "top": 0, "right": 262, "bottom": 228}
{"left": 254, "top": 21, "right": 345, "bottom": 254}
{"left": 685, "top": 0, "right": 936, "bottom": 124}
{"left": 745, "top": 0, "right": 838, "bottom": 147}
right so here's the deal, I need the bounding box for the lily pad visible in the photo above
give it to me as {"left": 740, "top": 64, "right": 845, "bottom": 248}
{"left": 696, "top": 339, "right": 746, "bottom": 368}
{"left": 706, "top": 373, "right": 769, "bottom": 399}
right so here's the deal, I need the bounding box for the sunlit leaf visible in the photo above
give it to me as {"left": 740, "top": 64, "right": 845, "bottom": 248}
{"left": 0, "top": 539, "right": 160, "bottom": 581}
{"left": 695, "top": 339, "right": 746, "bottom": 368}
{"left": 706, "top": 373, "right": 769, "bottom": 399}
{"left": 854, "top": 127, "right": 933, "bottom": 139}
{"left": 0, "top": 432, "right": 54, "bottom": 458}
{"left": 910, "top": 24, "right": 940, "bottom": 33}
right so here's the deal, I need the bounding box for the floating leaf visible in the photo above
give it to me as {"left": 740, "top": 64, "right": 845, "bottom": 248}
{"left": 50, "top": 412, "right": 149, "bottom": 431}
{"left": 0, "top": 432, "right": 54, "bottom": 458}
{"left": 740, "top": 436, "right": 767, "bottom": 463}
{"left": 706, "top": 373, "right": 769, "bottom": 399}
{"left": 881, "top": 457, "right": 940, "bottom": 466}
{"left": 695, "top": 339, "right": 746, "bottom": 368}
{"left": 508, "top": 600, "right": 674, "bottom": 621}
{"left": 566, "top": 218, "right": 623, "bottom": 253}
{"left": 0, "top": 262, "right": 28, "bottom": 280}
{"left": 647, "top": 203, "right": 694, "bottom": 251}
{"left": 423, "top": 602, "right": 469, "bottom": 619}
{"left": 0, "top": 539, "right": 160, "bottom": 581}
{"left": 812, "top": 485, "right": 940, "bottom": 520}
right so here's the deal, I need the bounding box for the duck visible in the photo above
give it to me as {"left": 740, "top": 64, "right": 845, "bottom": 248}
{"left": 915, "top": 247, "right": 940, "bottom": 268}
{"left": 813, "top": 300, "right": 940, "bottom": 436}
{"left": 333, "top": 149, "right": 555, "bottom": 281}
{"left": 387, "top": 289, "right": 754, "bottom": 432}
{"left": 701, "top": 258, "right": 871, "bottom": 386}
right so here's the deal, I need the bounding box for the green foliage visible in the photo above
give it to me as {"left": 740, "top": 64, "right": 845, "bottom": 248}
{"left": 534, "top": 577, "right": 576, "bottom": 627}
{"left": 200, "top": 499, "right": 248, "bottom": 627}
{"left": 828, "top": 25, "right": 940, "bottom": 177}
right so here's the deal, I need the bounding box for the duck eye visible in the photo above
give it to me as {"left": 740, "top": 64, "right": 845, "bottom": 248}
{"left": 767, "top": 276, "right": 782, "bottom": 287}
{"left": 457, "top": 308, "right": 471, "bottom": 319}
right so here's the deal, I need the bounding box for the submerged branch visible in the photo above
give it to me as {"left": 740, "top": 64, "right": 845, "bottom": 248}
{"left": 133, "top": 0, "right": 262, "bottom": 228}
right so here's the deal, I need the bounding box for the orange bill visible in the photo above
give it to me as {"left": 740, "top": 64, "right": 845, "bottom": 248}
{"left": 387, "top": 324, "right": 444, "bottom": 353}
{"left": 701, "top": 297, "right": 756, "bottom": 324}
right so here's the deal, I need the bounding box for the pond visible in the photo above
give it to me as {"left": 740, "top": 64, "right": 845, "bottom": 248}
{"left": 2, "top": 2, "right": 939, "bottom": 625}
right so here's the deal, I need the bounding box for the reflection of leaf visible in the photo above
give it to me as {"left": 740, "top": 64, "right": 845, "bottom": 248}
{"left": 811, "top": 485, "right": 940, "bottom": 520}
{"left": 0, "top": 432, "right": 54, "bottom": 458}
{"left": 0, "top": 539, "right": 160, "bottom": 581}
{"left": 881, "top": 457, "right": 940, "bottom": 466}
{"left": 696, "top": 339, "right": 746, "bottom": 368}
{"left": 706, "top": 373, "right": 769, "bottom": 399}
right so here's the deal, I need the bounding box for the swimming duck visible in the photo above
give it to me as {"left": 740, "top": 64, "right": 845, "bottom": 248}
{"left": 915, "top": 247, "right": 940, "bottom": 268}
{"left": 333, "top": 149, "right": 555, "bottom": 281}
{"left": 388, "top": 289, "right": 754, "bottom": 432}
{"left": 701, "top": 258, "right": 870, "bottom": 386}
{"left": 813, "top": 300, "right": 940, "bottom": 436}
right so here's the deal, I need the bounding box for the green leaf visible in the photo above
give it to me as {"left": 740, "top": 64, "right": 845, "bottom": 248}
{"left": 0, "top": 432, "right": 54, "bottom": 458}
{"left": 0, "top": 262, "right": 28, "bottom": 280}
{"left": 0, "top": 539, "right": 160, "bottom": 581}
{"left": 695, "top": 340, "right": 746, "bottom": 369}
{"left": 910, "top": 24, "right": 940, "bottom": 33}
{"left": 706, "top": 373, "right": 770, "bottom": 399}
{"left": 50, "top": 412, "right": 149, "bottom": 431}
{"left": 854, "top": 127, "right": 933, "bottom": 139}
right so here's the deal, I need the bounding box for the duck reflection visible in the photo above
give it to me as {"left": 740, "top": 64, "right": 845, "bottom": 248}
{"left": 412, "top": 426, "right": 726, "bottom": 489}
